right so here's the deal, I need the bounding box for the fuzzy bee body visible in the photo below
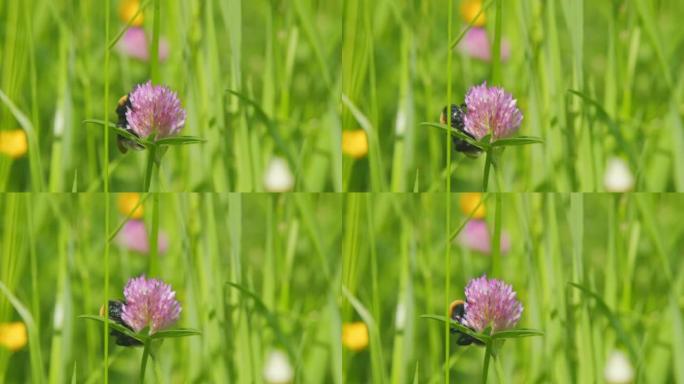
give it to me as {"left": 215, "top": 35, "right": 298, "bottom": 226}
{"left": 449, "top": 299, "right": 484, "bottom": 346}
{"left": 116, "top": 94, "right": 143, "bottom": 153}
{"left": 100, "top": 300, "right": 142, "bottom": 347}
{"left": 440, "top": 104, "right": 482, "bottom": 157}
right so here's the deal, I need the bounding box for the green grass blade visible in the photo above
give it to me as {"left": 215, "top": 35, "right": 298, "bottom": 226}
{"left": 0, "top": 281, "right": 45, "bottom": 384}
{"left": 0, "top": 89, "right": 44, "bottom": 191}
{"left": 343, "top": 286, "right": 386, "bottom": 384}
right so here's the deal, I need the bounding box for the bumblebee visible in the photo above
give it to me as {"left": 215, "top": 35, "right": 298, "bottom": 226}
{"left": 440, "top": 104, "right": 481, "bottom": 157}
{"left": 449, "top": 299, "right": 484, "bottom": 346}
{"left": 99, "top": 300, "right": 142, "bottom": 347}
{"left": 116, "top": 94, "right": 143, "bottom": 153}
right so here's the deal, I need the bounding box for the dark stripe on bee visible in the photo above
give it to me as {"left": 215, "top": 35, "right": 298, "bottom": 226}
{"left": 116, "top": 94, "right": 143, "bottom": 153}
{"left": 449, "top": 299, "right": 484, "bottom": 346}
{"left": 100, "top": 300, "right": 142, "bottom": 347}
{"left": 440, "top": 104, "right": 482, "bottom": 157}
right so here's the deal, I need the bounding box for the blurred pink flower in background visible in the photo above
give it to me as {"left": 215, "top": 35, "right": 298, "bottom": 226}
{"left": 117, "top": 27, "right": 170, "bottom": 62}
{"left": 458, "top": 27, "right": 510, "bottom": 62}
{"left": 117, "top": 220, "right": 169, "bottom": 255}
{"left": 457, "top": 220, "right": 511, "bottom": 255}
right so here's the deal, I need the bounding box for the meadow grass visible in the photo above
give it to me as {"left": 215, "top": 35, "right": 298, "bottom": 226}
{"left": 0, "top": 193, "right": 342, "bottom": 383}
{"left": 342, "top": 1, "right": 684, "bottom": 192}
{"left": 0, "top": 193, "right": 682, "bottom": 382}
{"left": 2, "top": 0, "right": 684, "bottom": 383}
{"left": 0, "top": 0, "right": 341, "bottom": 192}
{"left": 341, "top": 193, "right": 684, "bottom": 383}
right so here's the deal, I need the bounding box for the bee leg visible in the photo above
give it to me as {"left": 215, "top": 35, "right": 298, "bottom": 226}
{"left": 456, "top": 333, "right": 474, "bottom": 346}
{"left": 116, "top": 136, "right": 129, "bottom": 154}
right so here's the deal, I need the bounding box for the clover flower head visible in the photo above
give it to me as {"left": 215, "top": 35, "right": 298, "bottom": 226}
{"left": 463, "top": 82, "right": 523, "bottom": 140}
{"left": 463, "top": 275, "right": 522, "bottom": 333}
{"left": 121, "top": 275, "right": 181, "bottom": 334}
{"left": 125, "top": 81, "right": 186, "bottom": 139}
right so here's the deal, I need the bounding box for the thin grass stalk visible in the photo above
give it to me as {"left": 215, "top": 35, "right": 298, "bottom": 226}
{"left": 149, "top": 193, "right": 160, "bottom": 276}
{"left": 150, "top": 0, "right": 161, "bottom": 84}
{"left": 491, "top": 0, "right": 503, "bottom": 84}
{"left": 492, "top": 193, "right": 502, "bottom": 277}
{"left": 26, "top": 194, "right": 40, "bottom": 331}
{"left": 366, "top": 195, "right": 381, "bottom": 325}
{"left": 103, "top": 1, "right": 111, "bottom": 382}
{"left": 444, "top": 0, "right": 453, "bottom": 381}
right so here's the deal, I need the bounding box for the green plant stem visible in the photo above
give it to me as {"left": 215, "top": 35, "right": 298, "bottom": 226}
{"left": 139, "top": 338, "right": 151, "bottom": 383}
{"left": 494, "top": 161, "right": 504, "bottom": 192}
{"left": 143, "top": 145, "right": 157, "bottom": 192}
{"left": 483, "top": 149, "right": 492, "bottom": 192}
{"left": 493, "top": 355, "right": 505, "bottom": 384}
{"left": 483, "top": 340, "right": 492, "bottom": 384}
{"left": 103, "top": 1, "right": 111, "bottom": 383}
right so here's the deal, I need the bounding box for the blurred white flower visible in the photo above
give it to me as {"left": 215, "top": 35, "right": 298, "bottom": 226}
{"left": 395, "top": 108, "right": 407, "bottom": 135}
{"left": 604, "top": 350, "right": 634, "bottom": 384}
{"left": 263, "top": 349, "right": 294, "bottom": 384}
{"left": 395, "top": 301, "right": 406, "bottom": 330}
{"left": 263, "top": 157, "right": 294, "bottom": 192}
{"left": 603, "top": 157, "right": 634, "bottom": 192}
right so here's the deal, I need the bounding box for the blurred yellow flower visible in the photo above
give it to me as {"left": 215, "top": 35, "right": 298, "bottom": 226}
{"left": 119, "top": 0, "right": 144, "bottom": 26}
{"left": 0, "top": 130, "right": 28, "bottom": 159}
{"left": 0, "top": 322, "right": 27, "bottom": 352}
{"left": 342, "top": 130, "right": 368, "bottom": 159}
{"left": 342, "top": 321, "right": 368, "bottom": 351}
{"left": 118, "top": 193, "right": 144, "bottom": 219}
{"left": 459, "top": 193, "right": 486, "bottom": 219}
{"left": 460, "top": 0, "right": 486, "bottom": 27}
